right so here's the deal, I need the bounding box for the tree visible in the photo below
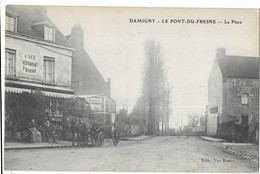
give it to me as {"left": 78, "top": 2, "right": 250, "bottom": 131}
{"left": 142, "top": 40, "right": 166, "bottom": 135}
{"left": 130, "top": 40, "right": 172, "bottom": 136}
{"left": 186, "top": 113, "right": 207, "bottom": 131}
{"left": 118, "top": 108, "right": 129, "bottom": 119}
{"left": 5, "top": 90, "right": 48, "bottom": 131}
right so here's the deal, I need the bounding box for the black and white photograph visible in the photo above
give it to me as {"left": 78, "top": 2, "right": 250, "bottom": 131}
{"left": 2, "top": 1, "right": 260, "bottom": 173}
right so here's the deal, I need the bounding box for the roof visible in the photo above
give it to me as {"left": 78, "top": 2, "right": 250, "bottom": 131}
{"left": 6, "top": 5, "right": 71, "bottom": 47}
{"left": 218, "top": 55, "right": 259, "bottom": 79}
{"left": 67, "top": 24, "right": 110, "bottom": 96}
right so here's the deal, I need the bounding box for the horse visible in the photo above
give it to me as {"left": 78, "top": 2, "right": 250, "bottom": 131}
{"left": 66, "top": 116, "right": 92, "bottom": 146}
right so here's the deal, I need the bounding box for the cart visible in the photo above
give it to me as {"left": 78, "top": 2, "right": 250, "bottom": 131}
{"left": 78, "top": 113, "right": 120, "bottom": 147}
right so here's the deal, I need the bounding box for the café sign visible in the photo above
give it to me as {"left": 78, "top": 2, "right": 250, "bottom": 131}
{"left": 22, "top": 53, "right": 39, "bottom": 75}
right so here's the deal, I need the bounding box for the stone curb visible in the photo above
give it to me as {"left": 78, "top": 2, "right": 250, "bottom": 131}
{"left": 4, "top": 136, "right": 150, "bottom": 150}
{"left": 4, "top": 144, "right": 72, "bottom": 150}
{"left": 200, "top": 136, "right": 227, "bottom": 142}
{"left": 120, "top": 136, "right": 150, "bottom": 141}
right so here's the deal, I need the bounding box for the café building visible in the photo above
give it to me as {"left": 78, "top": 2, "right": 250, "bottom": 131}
{"left": 4, "top": 6, "right": 74, "bottom": 140}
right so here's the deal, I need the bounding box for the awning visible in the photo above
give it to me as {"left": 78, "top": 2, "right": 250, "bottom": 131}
{"left": 5, "top": 79, "right": 74, "bottom": 94}
{"left": 42, "top": 91, "right": 74, "bottom": 99}
{"left": 5, "top": 87, "right": 74, "bottom": 99}
{"left": 5, "top": 86, "right": 31, "bottom": 93}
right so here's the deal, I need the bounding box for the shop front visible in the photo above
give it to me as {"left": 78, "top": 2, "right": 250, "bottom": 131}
{"left": 4, "top": 84, "right": 75, "bottom": 142}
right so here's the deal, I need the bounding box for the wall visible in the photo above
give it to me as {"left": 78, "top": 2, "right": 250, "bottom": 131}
{"left": 6, "top": 36, "right": 72, "bottom": 87}
{"left": 222, "top": 77, "right": 259, "bottom": 139}
{"left": 207, "top": 59, "right": 223, "bottom": 136}
{"left": 104, "top": 95, "right": 116, "bottom": 113}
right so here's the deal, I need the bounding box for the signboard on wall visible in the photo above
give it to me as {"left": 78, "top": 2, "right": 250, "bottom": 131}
{"left": 21, "top": 53, "right": 39, "bottom": 75}
{"left": 85, "top": 97, "right": 103, "bottom": 112}
{"left": 86, "top": 98, "right": 102, "bottom": 104}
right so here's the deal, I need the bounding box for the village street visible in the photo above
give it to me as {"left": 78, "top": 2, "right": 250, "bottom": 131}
{"left": 4, "top": 136, "right": 258, "bottom": 173}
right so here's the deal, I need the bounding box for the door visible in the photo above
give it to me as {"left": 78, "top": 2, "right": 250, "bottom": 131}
{"left": 241, "top": 115, "right": 249, "bottom": 142}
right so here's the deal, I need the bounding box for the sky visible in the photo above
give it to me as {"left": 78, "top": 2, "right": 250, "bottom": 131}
{"left": 46, "top": 7, "right": 259, "bottom": 128}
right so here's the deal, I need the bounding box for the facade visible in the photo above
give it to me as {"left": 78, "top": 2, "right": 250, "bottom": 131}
{"left": 207, "top": 48, "right": 259, "bottom": 142}
{"left": 5, "top": 6, "right": 74, "bottom": 140}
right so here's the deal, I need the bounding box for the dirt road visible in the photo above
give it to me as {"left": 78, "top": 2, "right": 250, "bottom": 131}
{"left": 4, "top": 136, "right": 258, "bottom": 172}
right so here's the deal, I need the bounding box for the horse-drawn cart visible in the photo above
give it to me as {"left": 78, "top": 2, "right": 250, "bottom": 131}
{"left": 67, "top": 113, "right": 120, "bottom": 147}
{"left": 66, "top": 94, "right": 119, "bottom": 147}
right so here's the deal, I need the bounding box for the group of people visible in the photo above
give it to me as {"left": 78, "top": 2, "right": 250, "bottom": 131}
{"left": 28, "top": 118, "right": 56, "bottom": 143}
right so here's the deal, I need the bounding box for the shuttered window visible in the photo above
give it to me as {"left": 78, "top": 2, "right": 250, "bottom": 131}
{"left": 44, "top": 26, "right": 55, "bottom": 41}
{"left": 5, "top": 49, "right": 16, "bottom": 76}
{"left": 5, "top": 15, "right": 16, "bottom": 32}
{"left": 241, "top": 93, "right": 248, "bottom": 105}
{"left": 43, "top": 57, "right": 55, "bottom": 82}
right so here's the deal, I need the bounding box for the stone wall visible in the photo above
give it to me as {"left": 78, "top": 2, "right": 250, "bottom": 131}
{"left": 221, "top": 77, "right": 259, "bottom": 142}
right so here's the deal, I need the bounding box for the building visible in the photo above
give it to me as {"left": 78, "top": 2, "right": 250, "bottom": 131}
{"left": 66, "top": 24, "right": 116, "bottom": 127}
{"left": 207, "top": 48, "right": 259, "bottom": 143}
{"left": 66, "top": 24, "right": 111, "bottom": 96}
{"left": 5, "top": 6, "right": 74, "bottom": 140}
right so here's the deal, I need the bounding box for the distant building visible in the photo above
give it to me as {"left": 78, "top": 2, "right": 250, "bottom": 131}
{"left": 207, "top": 48, "right": 259, "bottom": 143}
{"left": 5, "top": 6, "right": 74, "bottom": 139}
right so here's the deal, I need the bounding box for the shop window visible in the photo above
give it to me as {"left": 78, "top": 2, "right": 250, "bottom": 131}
{"left": 241, "top": 93, "right": 248, "bottom": 105}
{"left": 5, "top": 15, "right": 16, "bottom": 32}
{"left": 5, "top": 49, "right": 16, "bottom": 76}
{"left": 44, "top": 25, "right": 55, "bottom": 41}
{"left": 43, "top": 57, "right": 55, "bottom": 82}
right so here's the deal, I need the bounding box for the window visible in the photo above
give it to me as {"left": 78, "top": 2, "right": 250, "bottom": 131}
{"left": 5, "top": 49, "right": 16, "bottom": 76}
{"left": 5, "top": 15, "right": 16, "bottom": 32}
{"left": 43, "top": 57, "right": 55, "bottom": 82}
{"left": 241, "top": 93, "right": 248, "bottom": 105}
{"left": 44, "top": 26, "right": 55, "bottom": 41}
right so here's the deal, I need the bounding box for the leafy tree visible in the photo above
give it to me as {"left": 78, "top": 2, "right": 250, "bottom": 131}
{"left": 142, "top": 40, "right": 166, "bottom": 135}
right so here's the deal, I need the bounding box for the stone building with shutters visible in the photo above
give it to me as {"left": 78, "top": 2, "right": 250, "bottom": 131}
{"left": 207, "top": 48, "right": 259, "bottom": 143}
{"left": 4, "top": 5, "right": 75, "bottom": 140}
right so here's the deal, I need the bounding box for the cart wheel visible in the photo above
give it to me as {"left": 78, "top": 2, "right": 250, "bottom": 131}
{"left": 97, "top": 131, "right": 104, "bottom": 147}
{"left": 112, "top": 129, "right": 120, "bottom": 146}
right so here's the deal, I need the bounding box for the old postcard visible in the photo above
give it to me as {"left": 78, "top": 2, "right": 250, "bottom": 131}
{"left": 2, "top": 2, "right": 259, "bottom": 173}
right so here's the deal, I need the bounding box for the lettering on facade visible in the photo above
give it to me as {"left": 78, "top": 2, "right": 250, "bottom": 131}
{"left": 86, "top": 98, "right": 102, "bottom": 104}
{"left": 22, "top": 53, "right": 39, "bottom": 74}
{"left": 85, "top": 97, "right": 102, "bottom": 112}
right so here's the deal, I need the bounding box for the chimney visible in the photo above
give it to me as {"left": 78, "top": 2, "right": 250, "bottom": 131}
{"left": 216, "top": 48, "right": 226, "bottom": 59}
{"left": 69, "top": 24, "right": 84, "bottom": 49}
